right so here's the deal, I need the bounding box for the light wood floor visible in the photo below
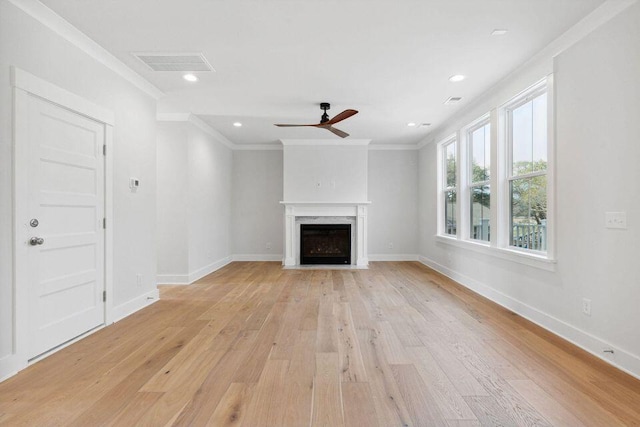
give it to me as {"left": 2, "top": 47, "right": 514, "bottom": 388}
{"left": 1, "top": 262, "right": 639, "bottom": 426}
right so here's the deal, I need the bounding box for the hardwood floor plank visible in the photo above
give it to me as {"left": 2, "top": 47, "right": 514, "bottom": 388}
{"left": 377, "top": 320, "right": 412, "bottom": 364}
{"left": 357, "top": 328, "right": 414, "bottom": 427}
{"left": 335, "top": 302, "right": 368, "bottom": 382}
{"left": 67, "top": 324, "right": 205, "bottom": 426}
{"left": 507, "top": 379, "right": 585, "bottom": 426}
{"left": 170, "top": 349, "right": 248, "bottom": 426}
{"left": 464, "top": 395, "right": 520, "bottom": 426}
{"left": 311, "top": 352, "right": 344, "bottom": 427}
{"left": 341, "top": 382, "right": 380, "bottom": 427}
{"left": 242, "top": 360, "right": 290, "bottom": 427}
{"left": 106, "top": 391, "right": 164, "bottom": 427}
{"left": 405, "top": 346, "right": 477, "bottom": 421}
{"left": 391, "top": 363, "right": 447, "bottom": 426}
{"left": 316, "top": 296, "right": 339, "bottom": 352}
{"left": 207, "top": 382, "right": 253, "bottom": 427}
{"left": 0, "top": 261, "right": 639, "bottom": 426}
{"left": 486, "top": 337, "right": 626, "bottom": 426}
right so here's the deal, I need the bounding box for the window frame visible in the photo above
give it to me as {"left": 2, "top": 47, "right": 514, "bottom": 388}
{"left": 434, "top": 76, "right": 556, "bottom": 270}
{"left": 464, "top": 115, "right": 492, "bottom": 244}
{"left": 437, "top": 135, "right": 458, "bottom": 238}
{"left": 499, "top": 77, "right": 554, "bottom": 259}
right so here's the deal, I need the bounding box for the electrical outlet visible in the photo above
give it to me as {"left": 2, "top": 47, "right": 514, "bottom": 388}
{"left": 315, "top": 181, "right": 322, "bottom": 188}
{"left": 388, "top": 242, "right": 394, "bottom": 249}
{"left": 605, "top": 212, "right": 627, "bottom": 229}
{"left": 136, "top": 274, "right": 142, "bottom": 287}
{"left": 266, "top": 242, "right": 272, "bottom": 250}
{"left": 582, "top": 298, "right": 591, "bottom": 316}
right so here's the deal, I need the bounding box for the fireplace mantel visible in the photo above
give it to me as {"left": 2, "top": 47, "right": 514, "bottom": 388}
{"left": 280, "top": 201, "right": 371, "bottom": 267}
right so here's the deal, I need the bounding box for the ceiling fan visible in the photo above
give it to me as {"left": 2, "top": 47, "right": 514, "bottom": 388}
{"left": 274, "top": 103, "right": 358, "bottom": 138}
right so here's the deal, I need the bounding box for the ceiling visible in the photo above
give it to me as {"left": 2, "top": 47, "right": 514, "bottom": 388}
{"left": 40, "top": 0, "right": 604, "bottom": 146}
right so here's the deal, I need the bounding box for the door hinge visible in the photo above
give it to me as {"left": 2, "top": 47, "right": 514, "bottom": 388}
{"left": 103, "top": 144, "right": 106, "bottom": 156}
{"left": 103, "top": 218, "right": 106, "bottom": 229}
{"left": 102, "top": 290, "right": 106, "bottom": 302}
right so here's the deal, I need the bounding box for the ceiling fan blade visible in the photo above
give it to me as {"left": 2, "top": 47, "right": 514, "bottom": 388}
{"left": 326, "top": 126, "right": 349, "bottom": 138}
{"left": 325, "top": 109, "right": 358, "bottom": 125}
{"left": 274, "top": 123, "right": 317, "bottom": 127}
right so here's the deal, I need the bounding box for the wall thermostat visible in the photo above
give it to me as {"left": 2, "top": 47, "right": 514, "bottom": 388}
{"left": 129, "top": 178, "right": 140, "bottom": 190}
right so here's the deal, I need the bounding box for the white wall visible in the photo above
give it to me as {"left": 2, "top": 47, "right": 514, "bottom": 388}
{"left": 283, "top": 143, "right": 369, "bottom": 202}
{"left": 231, "top": 150, "right": 284, "bottom": 259}
{"left": 368, "top": 150, "right": 419, "bottom": 258}
{"left": 187, "top": 124, "right": 232, "bottom": 274}
{"left": 0, "top": 0, "right": 158, "bottom": 376}
{"left": 418, "top": 3, "right": 640, "bottom": 377}
{"left": 156, "top": 120, "right": 232, "bottom": 283}
{"left": 157, "top": 122, "right": 189, "bottom": 277}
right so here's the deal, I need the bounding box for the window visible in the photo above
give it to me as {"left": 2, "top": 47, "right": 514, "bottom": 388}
{"left": 468, "top": 120, "right": 491, "bottom": 242}
{"left": 505, "top": 86, "right": 548, "bottom": 252}
{"left": 435, "top": 77, "right": 553, "bottom": 267}
{"left": 440, "top": 137, "right": 457, "bottom": 236}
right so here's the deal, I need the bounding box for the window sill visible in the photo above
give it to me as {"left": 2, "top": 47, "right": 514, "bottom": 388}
{"left": 434, "top": 234, "right": 556, "bottom": 272}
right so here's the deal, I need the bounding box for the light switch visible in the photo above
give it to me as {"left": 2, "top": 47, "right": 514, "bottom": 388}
{"left": 605, "top": 212, "right": 627, "bottom": 229}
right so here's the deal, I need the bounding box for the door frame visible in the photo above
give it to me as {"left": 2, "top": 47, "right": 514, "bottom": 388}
{"left": 11, "top": 67, "right": 115, "bottom": 368}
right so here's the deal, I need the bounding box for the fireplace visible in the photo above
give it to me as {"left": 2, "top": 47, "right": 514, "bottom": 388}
{"left": 281, "top": 202, "right": 369, "bottom": 267}
{"left": 300, "top": 224, "right": 351, "bottom": 265}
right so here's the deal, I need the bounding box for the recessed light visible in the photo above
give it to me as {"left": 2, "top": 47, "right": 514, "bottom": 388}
{"left": 233, "top": 122, "right": 242, "bottom": 127}
{"left": 449, "top": 75, "right": 466, "bottom": 82}
{"left": 183, "top": 73, "right": 198, "bottom": 82}
{"left": 407, "top": 122, "right": 417, "bottom": 127}
{"left": 419, "top": 123, "right": 432, "bottom": 128}
{"left": 491, "top": 29, "right": 508, "bottom": 36}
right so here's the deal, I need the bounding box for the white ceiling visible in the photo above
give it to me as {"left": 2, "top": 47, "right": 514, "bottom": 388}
{"left": 40, "top": 0, "right": 604, "bottom": 146}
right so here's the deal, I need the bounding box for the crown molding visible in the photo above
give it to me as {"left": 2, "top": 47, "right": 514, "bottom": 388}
{"left": 368, "top": 144, "right": 419, "bottom": 151}
{"left": 8, "top": 0, "right": 164, "bottom": 100}
{"left": 157, "top": 113, "right": 236, "bottom": 150}
{"left": 280, "top": 139, "right": 371, "bottom": 146}
{"left": 234, "top": 144, "right": 283, "bottom": 151}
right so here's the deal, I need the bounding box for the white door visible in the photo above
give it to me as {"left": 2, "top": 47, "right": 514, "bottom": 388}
{"left": 25, "top": 94, "right": 106, "bottom": 360}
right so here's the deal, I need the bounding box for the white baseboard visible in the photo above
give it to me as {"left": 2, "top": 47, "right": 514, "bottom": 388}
{"left": 368, "top": 254, "right": 419, "bottom": 262}
{"left": 0, "top": 354, "right": 23, "bottom": 383}
{"left": 232, "top": 254, "right": 283, "bottom": 262}
{"left": 156, "top": 273, "right": 190, "bottom": 285}
{"left": 111, "top": 289, "right": 160, "bottom": 323}
{"left": 157, "top": 256, "right": 233, "bottom": 285}
{"left": 188, "top": 256, "right": 233, "bottom": 283}
{"left": 417, "top": 255, "right": 640, "bottom": 380}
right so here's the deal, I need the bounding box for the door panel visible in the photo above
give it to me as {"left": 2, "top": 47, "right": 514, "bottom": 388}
{"left": 26, "top": 95, "right": 105, "bottom": 359}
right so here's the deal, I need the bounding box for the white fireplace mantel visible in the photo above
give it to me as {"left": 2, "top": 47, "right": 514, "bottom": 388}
{"left": 280, "top": 201, "right": 371, "bottom": 267}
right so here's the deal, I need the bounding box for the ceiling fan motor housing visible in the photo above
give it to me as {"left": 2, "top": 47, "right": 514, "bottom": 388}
{"left": 320, "top": 102, "right": 330, "bottom": 123}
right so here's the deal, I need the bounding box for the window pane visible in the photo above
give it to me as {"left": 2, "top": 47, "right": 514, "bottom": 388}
{"left": 512, "top": 101, "right": 532, "bottom": 174}
{"left": 532, "top": 94, "right": 547, "bottom": 172}
{"left": 445, "top": 143, "right": 456, "bottom": 187}
{"left": 470, "top": 185, "right": 490, "bottom": 241}
{"left": 512, "top": 93, "right": 547, "bottom": 176}
{"left": 444, "top": 190, "right": 457, "bottom": 235}
{"left": 510, "top": 175, "right": 547, "bottom": 251}
{"left": 471, "top": 123, "right": 490, "bottom": 182}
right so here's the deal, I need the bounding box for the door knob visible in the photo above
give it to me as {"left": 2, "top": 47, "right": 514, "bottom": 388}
{"left": 29, "top": 237, "right": 44, "bottom": 246}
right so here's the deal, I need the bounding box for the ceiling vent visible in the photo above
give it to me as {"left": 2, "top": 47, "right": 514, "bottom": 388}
{"left": 444, "top": 96, "right": 463, "bottom": 105}
{"left": 133, "top": 53, "right": 214, "bottom": 72}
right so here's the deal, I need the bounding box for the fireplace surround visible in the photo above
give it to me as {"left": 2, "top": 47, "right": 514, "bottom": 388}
{"left": 281, "top": 202, "right": 370, "bottom": 267}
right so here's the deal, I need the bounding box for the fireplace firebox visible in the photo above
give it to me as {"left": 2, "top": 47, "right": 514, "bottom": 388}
{"left": 300, "top": 224, "right": 351, "bottom": 265}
